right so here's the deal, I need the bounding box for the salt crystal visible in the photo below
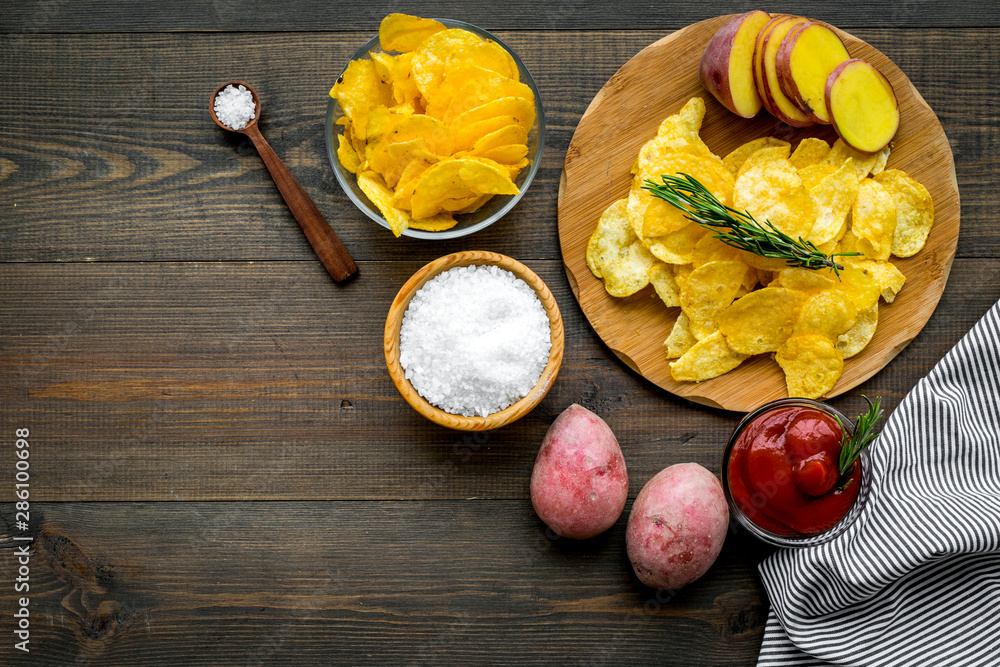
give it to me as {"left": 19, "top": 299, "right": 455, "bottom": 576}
{"left": 214, "top": 84, "right": 256, "bottom": 131}
{"left": 399, "top": 265, "right": 552, "bottom": 417}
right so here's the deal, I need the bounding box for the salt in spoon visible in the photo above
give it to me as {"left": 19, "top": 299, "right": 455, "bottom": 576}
{"left": 210, "top": 81, "right": 357, "bottom": 283}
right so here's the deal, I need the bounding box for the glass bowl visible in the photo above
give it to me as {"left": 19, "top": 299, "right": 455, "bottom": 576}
{"left": 721, "top": 398, "right": 872, "bottom": 548}
{"left": 326, "top": 19, "right": 545, "bottom": 240}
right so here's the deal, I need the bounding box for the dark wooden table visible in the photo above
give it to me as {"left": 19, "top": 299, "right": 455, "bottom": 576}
{"left": 2, "top": 2, "right": 999, "bottom": 664}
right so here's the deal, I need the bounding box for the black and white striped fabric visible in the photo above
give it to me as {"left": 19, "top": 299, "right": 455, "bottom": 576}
{"left": 756, "top": 300, "right": 1000, "bottom": 667}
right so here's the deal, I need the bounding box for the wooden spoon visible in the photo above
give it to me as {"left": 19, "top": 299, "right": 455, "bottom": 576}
{"left": 210, "top": 81, "right": 357, "bottom": 283}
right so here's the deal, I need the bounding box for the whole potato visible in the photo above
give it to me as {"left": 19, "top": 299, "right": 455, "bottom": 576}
{"left": 626, "top": 463, "right": 728, "bottom": 589}
{"left": 530, "top": 404, "right": 628, "bottom": 539}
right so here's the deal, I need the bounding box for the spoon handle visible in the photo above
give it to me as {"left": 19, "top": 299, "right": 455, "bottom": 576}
{"left": 244, "top": 124, "right": 358, "bottom": 283}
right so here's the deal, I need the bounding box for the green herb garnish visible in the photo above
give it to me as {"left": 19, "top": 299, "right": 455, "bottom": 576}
{"left": 835, "top": 395, "right": 884, "bottom": 488}
{"left": 641, "top": 173, "right": 859, "bottom": 277}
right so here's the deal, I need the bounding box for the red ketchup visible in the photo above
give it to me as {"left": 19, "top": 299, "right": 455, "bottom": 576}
{"left": 728, "top": 406, "right": 859, "bottom": 536}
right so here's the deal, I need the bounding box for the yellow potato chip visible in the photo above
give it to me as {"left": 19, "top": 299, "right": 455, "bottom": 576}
{"left": 645, "top": 222, "right": 709, "bottom": 265}
{"left": 459, "top": 123, "right": 528, "bottom": 156}
{"left": 330, "top": 59, "right": 395, "bottom": 143}
{"left": 409, "top": 213, "right": 458, "bottom": 231}
{"left": 449, "top": 96, "right": 535, "bottom": 134}
{"left": 389, "top": 52, "right": 423, "bottom": 107}
{"left": 834, "top": 264, "right": 882, "bottom": 312}
{"left": 664, "top": 312, "right": 698, "bottom": 359}
{"left": 735, "top": 145, "right": 793, "bottom": 180}
{"left": 789, "top": 137, "right": 831, "bottom": 170}
{"left": 410, "top": 157, "right": 519, "bottom": 219}
{"left": 337, "top": 134, "right": 361, "bottom": 174}
{"left": 671, "top": 262, "right": 694, "bottom": 289}
{"left": 633, "top": 153, "right": 734, "bottom": 238}
{"left": 648, "top": 97, "right": 717, "bottom": 162}
{"left": 822, "top": 139, "right": 882, "bottom": 181}
{"left": 806, "top": 162, "right": 858, "bottom": 245}
{"left": 836, "top": 303, "right": 878, "bottom": 359}
{"left": 776, "top": 334, "right": 844, "bottom": 399}
{"left": 379, "top": 14, "right": 447, "bottom": 52}
{"left": 794, "top": 290, "right": 859, "bottom": 340}
{"left": 381, "top": 140, "right": 437, "bottom": 189}
{"left": 358, "top": 170, "right": 411, "bottom": 236}
{"left": 723, "top": 138, "right": 791, "bottom": 176}
{"left": 734, "top": 156, "right": 816, "bottom": 239}
{"left": 475, "top": 143, "right": 529, "bottom": 165}
{"left": 850, "top": 258, "right": 906, "bottom": 303}
{"left": 424, "top": 64, "right": 532, "bottom": 122}
{"left": 870, "top": 145, "right": 891, "bottom": 176}
{"left": 680, "top": 260, "right": 752, "bottom": 340}
{"left": 586, "top": 199, "right": 657, "bottom": 297}
{"left": 648, "top": 263, "right": 681, "bottom": 307}
{"left": 670, "top": 330, "right": 749, "bottom": 382}
{"left": 411, "top": 29, "right": 517, "bottom": 98}
{"left": 873, "top": 169, "right": 935, "bottom": 258}
{"left": 737, "top": 249, "right": 791, "bottom": 272}
{"left": 690, "top": 234, "right": 742, "bottom": 268}
{"left": 852, "top": 179, "right": 898, "bottom": 261}
{"left": 797, "top": 163, "right": 837, "bottom": 191}
{"left": 390, "top": 156, "right": 436, "bottom": 209}
{"left": 718, "top": 287, "right": 806, "bottom": 355}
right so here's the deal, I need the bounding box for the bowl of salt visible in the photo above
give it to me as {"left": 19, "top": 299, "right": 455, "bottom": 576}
{"left": 384, "top": 251, "right": 564, "bottom": 431}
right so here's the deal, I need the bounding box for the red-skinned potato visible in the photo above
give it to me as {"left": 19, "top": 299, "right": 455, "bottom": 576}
{"left": 826, "top": 59, "right": 899, "bottom": 153}
{"left": 530, "top": 404, "right": 628, "bottom": 539}
{"left": 626, "top": 463, "right": 728, "bottom": 589}
{"left": 699, "top": 10, "right": 773, "bottom": 118}
{"left": 757, "top": 15, "right": 814, "bottom": 127}
{"left": 776, "top": 22, "right": 850, "bottom": 124}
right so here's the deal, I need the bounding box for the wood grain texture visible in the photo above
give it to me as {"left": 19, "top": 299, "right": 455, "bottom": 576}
{"left": 2, "top": 258, "right": 997, "bottom": 503}
{"left": 559, "top": 17, "right": 959, "bottom": 411}
{"left": 2, "top": 0, "right": 998, "bottom": 31}
{"left": 384, "top": 251, "right": 564, "bottom": 431}
{"left": 0, "top": 30, "right": 998, "bottom": 264}
{"left": 0, "top": 501, "right": 772, "bottom": 666}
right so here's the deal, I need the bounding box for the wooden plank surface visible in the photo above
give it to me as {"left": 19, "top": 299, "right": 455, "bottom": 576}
{"left": 2, "top": 7, "right": 999, "bottom": 666}
{"left": 1, "top": 30, "right": 998, "bottom": 263}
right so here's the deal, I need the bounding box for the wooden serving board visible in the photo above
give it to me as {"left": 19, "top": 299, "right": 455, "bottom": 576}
{"left": 558, "top": 15, "right": 960, "bottom": 413}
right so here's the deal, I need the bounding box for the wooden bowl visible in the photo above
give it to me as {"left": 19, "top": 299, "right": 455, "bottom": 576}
{"left": 384, "top": 251, "right": 564, "bottom": 431}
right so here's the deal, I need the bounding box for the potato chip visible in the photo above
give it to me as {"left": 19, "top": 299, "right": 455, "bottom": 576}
{"left": 776, "top": 267, "right": 838, "bottom": 293}
{"left": 358, "top": 170, "right": 411, "bottom": 236}
{"left": 870, "top": 145, "right": 891, "bottom": 176}
{"left": 834, "top": 264, "right": 882, "bottom": 312}
{"left": 586, "top": 199, "right": 657, "bottom": 297}
{"left": 337, "top": 134, "right": 361, "bottom": 174}
{"left": 648, "top": 263, "right": 681, "bottom": 307}
{"left": 458, "top": 123, "right": 528, "bottom": 156}
{"left": 735, "top": 145, "right": 793, "bottom": 180}
{"left": 632, "top": 153, "right": 734, "bottom": 238}
{"left": 647, "top": 97, "right": 717, "bottom": 162}
{"left": 645, "top": 222, "right": 709, "bottom": 265}
{"left": 794, "top": 290, "right": 859, "bottom": 340}
{"left": 671, "top": 262, "right": 694, "bottom": 289}
{"left": 737, "top": 249, "right": 791, "bottom": 272}
{"left": 734, "top": 156, "right": 815, "bottom": 239}
{"left": 806, "top": 162, "right": 858, "bottom": 245}
{"left": 852, "top": 179, "right": 898, "bottom": 261}
{"left": 449, "top": 96, "right": 535, "bottom": 135}
{"left": 670, "top": 330, "right": 749, "bottom": 382}
{"left": 873, "top": 169, "right": 935, "bottom": 258}
{"left": 789, "top": 137, "right": 830, "bottom": 170}
{"left": 776, "top": 334, "right": 844, "bottom": 399}
{"left": 379, "top": 14, "right": 447, "bottom": 52}
{"left": 389, "top": 52, "right": 423, "bottom": 107}
{"left": 723, "top": 138, "right": 791, "bottom": 176}
{"left": 409, "top": 214, "right": 458, "bottom": 231}
{"left": 424, "top": 64, "right": 531, "bottom": 122}
{"left": 411, "top": 29, "right": 517, "bottom": 98}
{"left": 690, "top": 234, "right": 742, "bottom": 268}
{"left": 680, "top": 260, "right": 752, "bottom": 340}
{"left": 330, "top": 59, "right": 395, "bottom": 143}
{"left": 380, "top": 140, "right": 437, "bottom": 189}
{"left": 410, "top": 157, "right": 519, "bottom": 219}
{"left": 835, "top": 303, "right": 878, "bottom": 359}
{"left": 850, "top": 258, "right": 906, "bottom": 303}
{"left": 390, "top": 156, "right": 436, "bottom": 209}
{"left": 822, "top": 139, "right": 882, "bottom": 181}
{"left": 718, "top": 287, "right": 805, "bottom": 355}
{"left": 796, "top": 163, "right": 837, "bottom": 191}
{"left": 664, "top": 312, "right": 697, "bottom": 359}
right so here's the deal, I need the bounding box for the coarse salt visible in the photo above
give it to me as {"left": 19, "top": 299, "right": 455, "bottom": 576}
{"left": 399, "top": 265, "right": 552, "bottom": 418}
{"left": 214, "top": 84, "right": 256, "bottom": 131}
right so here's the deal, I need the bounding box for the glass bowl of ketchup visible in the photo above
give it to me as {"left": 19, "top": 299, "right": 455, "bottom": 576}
{"left": 722, "top": 398, "right": 872, "bottom": 548}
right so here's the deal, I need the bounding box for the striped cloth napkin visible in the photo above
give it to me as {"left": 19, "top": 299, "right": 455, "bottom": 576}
{"left": 756, "top": 300, "right": 1000, "bottom": 667}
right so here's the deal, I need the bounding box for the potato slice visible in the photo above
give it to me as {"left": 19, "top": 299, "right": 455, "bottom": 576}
{"left": 874, "top": 169, "right": 935, "bottom": 258}
{"left": 699, "top": 11, "right": 774, "bottom": 118}
{"left": 775, "top": 23, "right": 850, "bottom": 124}
{"left": 826, "top": 59, "right": 899, "bottom": 154}
{"left": 670, "top": 330, "right": 749, "bottom": 382}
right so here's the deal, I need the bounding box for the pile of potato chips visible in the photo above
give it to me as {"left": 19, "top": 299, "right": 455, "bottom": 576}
{"left": 330, "top": 14, "right": 536, "bottom": 236}
{"left": 586, "top": 97, "right": 934, "bottom": 399}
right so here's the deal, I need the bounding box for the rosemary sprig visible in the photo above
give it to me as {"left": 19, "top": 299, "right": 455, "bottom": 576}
{"left": 835, "top": 395, "right": 884, "bottom": 489}
{"left": 641, "top": 173, "right": 859, "bottom": 277}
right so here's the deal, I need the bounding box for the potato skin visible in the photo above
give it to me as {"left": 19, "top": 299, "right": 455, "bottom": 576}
{"left": 626, "top": 463, "right": 728, "bottom": 589}
{"left": 530, "top": 404, "right": 628, "bottom": 539}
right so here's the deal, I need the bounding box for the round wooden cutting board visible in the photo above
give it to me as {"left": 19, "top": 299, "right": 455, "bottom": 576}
{"left": 558, "top": 15, "right": 960, "bottom": 412}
